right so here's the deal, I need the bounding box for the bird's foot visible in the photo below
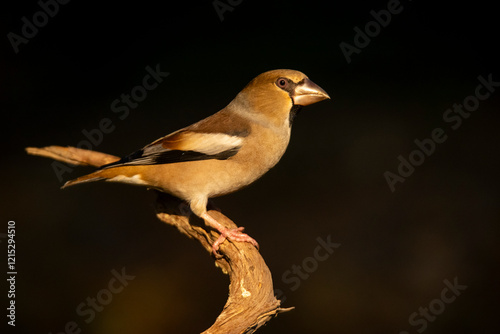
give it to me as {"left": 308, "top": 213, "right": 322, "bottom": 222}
{"left": 212, "top": 226, "right": 259, "bottom": 255}
{"left": 201, "top": 212, "right": 259, "bottom": 256}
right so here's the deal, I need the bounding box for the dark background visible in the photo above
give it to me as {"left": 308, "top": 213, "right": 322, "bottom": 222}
{"left": 2, "top": 0, "right": 499, "bottom": 333}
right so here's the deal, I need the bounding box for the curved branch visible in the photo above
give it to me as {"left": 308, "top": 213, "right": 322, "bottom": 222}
{"left": 26, "top": 146, "right": 119, "bottom": 167}
{"left": 155, "top": 192, "right": 293, "bottom": 333}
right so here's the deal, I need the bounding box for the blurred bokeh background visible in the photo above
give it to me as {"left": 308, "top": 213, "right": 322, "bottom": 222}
{"left": 2, "top": 0, "right": 499, "bottom": 333}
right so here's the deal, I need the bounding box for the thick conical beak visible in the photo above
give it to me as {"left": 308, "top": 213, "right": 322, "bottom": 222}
{"left": 291, "top": 78, "right": 330, "bottom": 106}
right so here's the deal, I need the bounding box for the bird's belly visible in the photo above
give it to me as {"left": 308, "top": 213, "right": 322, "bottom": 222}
{"left": 148, "top": 145, "right": 285, "bottom": 200}
{"left": 151, "top": 160, "right": 265, "bottom": 200}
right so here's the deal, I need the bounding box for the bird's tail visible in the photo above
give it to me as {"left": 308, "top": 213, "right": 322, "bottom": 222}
{"left": 61, "top": 171, "right": 107, "bottom": 189}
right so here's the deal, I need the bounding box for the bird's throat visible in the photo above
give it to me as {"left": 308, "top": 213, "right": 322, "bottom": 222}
{"left": 289, "top": 105, "right": 302, "bottom": 126}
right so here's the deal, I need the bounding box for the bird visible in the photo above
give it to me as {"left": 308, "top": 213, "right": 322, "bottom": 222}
{"left": 61, "top": 69, "right": 330, "bottom": 255}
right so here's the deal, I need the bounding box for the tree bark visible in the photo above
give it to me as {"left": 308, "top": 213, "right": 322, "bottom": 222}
{"left": 26, "top": 146, "right": 293, "bottom": 333}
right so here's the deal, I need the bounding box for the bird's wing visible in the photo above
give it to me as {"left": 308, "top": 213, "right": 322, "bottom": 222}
{"left": 98, "top": 128, "right": 248, "bottom": 170}
{"left": 99, "top": 130, "right": 244, "bottom": 169}
{"left": 98, "top": 107, "right": 253, "bottom": 169}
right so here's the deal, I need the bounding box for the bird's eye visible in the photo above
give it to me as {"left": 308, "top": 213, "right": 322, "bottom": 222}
{"left": 276, "top": 78, "right": 288, "bottom": 89}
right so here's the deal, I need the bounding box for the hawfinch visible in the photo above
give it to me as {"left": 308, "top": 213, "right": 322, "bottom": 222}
{"left": 61, "top": 69, "right": 330, "bottom": 254}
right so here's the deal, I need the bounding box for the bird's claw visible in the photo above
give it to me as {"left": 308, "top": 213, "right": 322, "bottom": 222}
{"left": 212, "top": 226, "right": 259, "bottom": 256}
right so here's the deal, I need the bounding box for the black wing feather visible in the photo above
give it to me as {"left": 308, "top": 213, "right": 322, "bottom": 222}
{"left": 98, "top": 147, "right": 239, "bottom": 170}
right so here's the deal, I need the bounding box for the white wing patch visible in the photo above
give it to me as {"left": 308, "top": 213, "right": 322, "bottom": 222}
{"left": 144, "top": 132, "right": 244, "bottom": 155}
{"left": 186, "top": 133, "right": 244, "bottom": 155}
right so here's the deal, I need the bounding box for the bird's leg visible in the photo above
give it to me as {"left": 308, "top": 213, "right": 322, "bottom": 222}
{"left": 201, "top": 212, "right": 259, "bottom": 255}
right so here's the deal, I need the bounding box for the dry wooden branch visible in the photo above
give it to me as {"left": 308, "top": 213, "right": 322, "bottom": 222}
{"left": 155, "top": 192, "right": 293, "bottom": 333}
{"left": 26, "top": 146, "right": 119, "bottom": 167}
{"left": 26, "top": 146, "right": 293, "bottom": 333}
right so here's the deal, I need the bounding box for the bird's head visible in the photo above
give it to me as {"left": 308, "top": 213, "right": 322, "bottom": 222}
{"left": 230, "top": 69, "right": 330, "bottom": 127}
